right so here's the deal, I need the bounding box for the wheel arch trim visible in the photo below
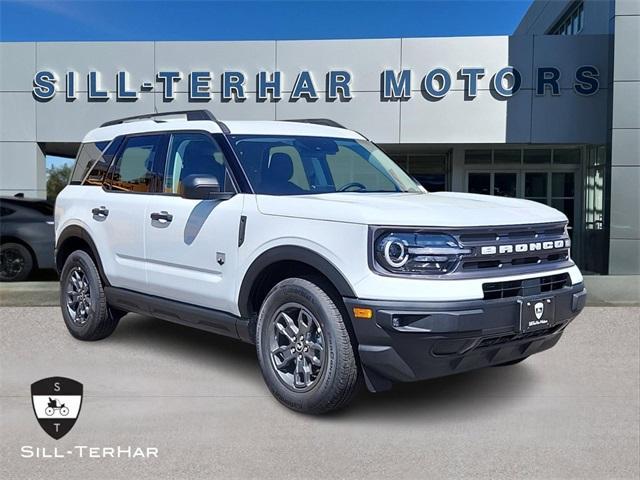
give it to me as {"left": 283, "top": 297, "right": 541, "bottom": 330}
{"left": 56, "top": 225, "right": 109, "bottom": 285}
{"left": 237, "top": 245, "right": 356, "bottom": 318}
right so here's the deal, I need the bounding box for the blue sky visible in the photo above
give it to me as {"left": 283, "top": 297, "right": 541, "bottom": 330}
{"left": 1, "top": 0, "right": 533, "bottom": 42}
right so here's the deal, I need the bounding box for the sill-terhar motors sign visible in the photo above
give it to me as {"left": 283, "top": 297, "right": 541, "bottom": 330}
{"left": 32, "top": 66, "right": 600, "bottom": 103}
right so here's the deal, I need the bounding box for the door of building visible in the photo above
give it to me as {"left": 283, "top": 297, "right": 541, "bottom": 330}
{"left": 388, "top": 151, "right": 451, "bottom": 192}
{"left": 582, "top": 146, "right": 608, "bottom": 274}
{"left": 466, "top": 169, "right": 582, "bottom": 264}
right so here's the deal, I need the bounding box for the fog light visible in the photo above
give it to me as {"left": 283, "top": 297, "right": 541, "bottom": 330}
{"left": 353, "top": 307, "right": 373, "bottom": 319}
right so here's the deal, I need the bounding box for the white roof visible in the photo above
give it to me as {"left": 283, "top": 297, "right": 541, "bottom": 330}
{"left": 224, "top": 121, "right": 364, "bottom": 139}
{"left": 83, "top": 119, "right": 222, "bottom": 142}
{"left": 82, "top": 118, "right": 364, "bottom": 143}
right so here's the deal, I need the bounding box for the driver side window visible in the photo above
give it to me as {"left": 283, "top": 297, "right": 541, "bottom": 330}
{"left": 164, "top": 133, "right": 235, "bottom": 194}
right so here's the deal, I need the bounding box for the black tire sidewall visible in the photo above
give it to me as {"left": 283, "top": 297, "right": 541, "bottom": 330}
{"left": 256, "top": 278, "right": 354, "bottom": 413}
{"left": 0, "top": 242, "right": 33, "bottom": 282}
{"left": 60, "top": 250, "right": 106, "bottom": 339}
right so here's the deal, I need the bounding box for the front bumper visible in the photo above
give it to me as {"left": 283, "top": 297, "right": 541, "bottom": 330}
{"left": 344, "top": 283, "right": 587, "bottom": 392}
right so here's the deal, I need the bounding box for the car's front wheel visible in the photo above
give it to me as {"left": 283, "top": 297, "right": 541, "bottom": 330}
{"left": 256, "top": 277, "right": 360, "bottom": 414}
{"left": 0, "top": 242, "right": 34, "bottom": 282}
{"left": 60, "top": 250, "right": 122, "bottom": 341}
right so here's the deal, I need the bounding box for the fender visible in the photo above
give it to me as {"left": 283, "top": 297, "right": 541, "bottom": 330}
{"left": 55, "top": 225, "right": 109, "bottom": 285}
{"left": 238, "top": 245, "right": 357, "bottom": 318}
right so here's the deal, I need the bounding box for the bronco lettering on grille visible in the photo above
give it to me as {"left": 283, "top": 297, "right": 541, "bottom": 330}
{"left": 480, "top": 239, "right": 570, "bottom": 255}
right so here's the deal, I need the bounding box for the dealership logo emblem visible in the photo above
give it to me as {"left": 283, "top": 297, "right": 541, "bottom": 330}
{"left": 31, "top": 377, "right": 83, "bottom": 439}
{"left": 534, "top": 302, "right": 545, "bottom": 320}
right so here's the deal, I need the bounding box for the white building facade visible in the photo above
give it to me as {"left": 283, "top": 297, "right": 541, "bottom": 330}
{"left": 0, "top": 0, "right": 638, "bottom": 274}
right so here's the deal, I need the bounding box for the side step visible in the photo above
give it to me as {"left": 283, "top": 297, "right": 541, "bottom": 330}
{"left": 104, "top": 287, "right": 252, "bottom": 343}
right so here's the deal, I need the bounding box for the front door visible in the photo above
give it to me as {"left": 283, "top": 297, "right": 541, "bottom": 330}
{"left": 143, "top": 132, "right": 244, "bottom": 313}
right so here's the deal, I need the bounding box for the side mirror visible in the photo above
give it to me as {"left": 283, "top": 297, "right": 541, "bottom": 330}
{"left": 181, "top": 174, "right": 234, "bottom": 200}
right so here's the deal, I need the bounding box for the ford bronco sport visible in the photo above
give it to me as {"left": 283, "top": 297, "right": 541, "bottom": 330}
{"left": 55, "top": 110, "right": 586, "bottom": 413}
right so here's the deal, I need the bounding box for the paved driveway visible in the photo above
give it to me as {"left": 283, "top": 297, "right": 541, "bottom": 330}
{"left": 1, "top": 306, "right": 638, "bottom": 479}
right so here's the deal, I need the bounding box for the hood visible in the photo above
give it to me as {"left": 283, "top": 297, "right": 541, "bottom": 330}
{"left": 255, "top": 191, "right": 567, "bottom": 227}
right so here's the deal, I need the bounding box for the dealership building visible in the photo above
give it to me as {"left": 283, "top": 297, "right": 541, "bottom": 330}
{"left": 0, "top": 0, "right": 638, "bottom": 275}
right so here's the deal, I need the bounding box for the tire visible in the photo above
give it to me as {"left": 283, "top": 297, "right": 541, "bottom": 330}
{"left": 59, "top": 250, "right": 122, "bottom": 341}
{"left": 60, "top": 406, "right": 69, "bottom": 416}
{"left": 256, "top": 277, "right": 360, "bottom": 414}
{"left": 45, "top": 407, "right": 54, "bottom": 416}
{"left": 493, "top": 356, "right": 529, "bottom": 367}
{"left": 0, "top": 242, "right": 34, "bottom": 282}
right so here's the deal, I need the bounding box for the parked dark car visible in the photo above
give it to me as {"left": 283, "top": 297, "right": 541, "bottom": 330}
{"left": 0, "top": 196, "right": 55, "bottom": 281}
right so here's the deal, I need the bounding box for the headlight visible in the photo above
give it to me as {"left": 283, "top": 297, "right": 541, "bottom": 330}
{"left": 373, "top": 231, "right": 470, "bottom": 275}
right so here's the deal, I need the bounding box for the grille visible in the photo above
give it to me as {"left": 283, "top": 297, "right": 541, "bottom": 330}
{"left": 482, "top": 273, "right": 571, "bottom": 300}
{"left": 452, "top": 222, "right": 572, "bottom": 274}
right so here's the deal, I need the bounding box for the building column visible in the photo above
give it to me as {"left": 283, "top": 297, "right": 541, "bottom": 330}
{"left": 0, "top": 43, "right": 46, "bottom": 199}
{"left": 608, "top": 1, "right": 640, "bottom": 274}
{"left": 0, "top": 142, "right": 46, "bottom": 199}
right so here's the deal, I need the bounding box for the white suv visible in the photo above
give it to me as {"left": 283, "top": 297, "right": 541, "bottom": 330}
{"left": 55, "top": 110, "right": 586, "bottom": 413}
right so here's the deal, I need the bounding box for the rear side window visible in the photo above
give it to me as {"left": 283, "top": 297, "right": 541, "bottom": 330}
{"left": 70, "top": 141, "right": 109, "bottom": 185}
{"left": 105, "top": 135, "right": 165, "bottom": 193}
{"left": 84, "top": 138, "right": 123, "bottom": 185}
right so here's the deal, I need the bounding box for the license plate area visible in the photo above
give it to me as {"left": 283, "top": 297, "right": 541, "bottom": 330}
{"left": 518, "top": 296, "right": 555, "bottom": 333}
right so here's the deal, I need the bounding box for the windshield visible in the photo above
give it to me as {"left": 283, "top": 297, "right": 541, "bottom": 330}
{"left": 229, "top": 135, "right": 422, "bottom": 195}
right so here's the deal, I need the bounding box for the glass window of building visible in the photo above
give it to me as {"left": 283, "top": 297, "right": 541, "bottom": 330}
{"left": 465, "top": 149, "right": 492, "bottom": 164}
{"left": 550, "top": 2, "right": 584, "bottom": 35}
{"left": 553, "top": 148, "right": 581, "bottom": 164}
{"left": 583, "top": 145, "right": 608, "bottom": 274}
{"left": 493, "top": 149, "right": 522, "bottom": 164}
{"left": 524, "top": 149, "right": 552, "bottom": 164}
{"left": 468, "top": 173, "right": 491, "bottom": 195}
{"left": 387, "top": 151, "right": 449, "bottom": 192}
{"left": 493, "top": 173, "right": 518, "bottom": 197}
{"left": 524, "top": 172, "right": 548, "bottom": 202}
{"left": 407, "top": 154, "right": 448, "bottom": 191}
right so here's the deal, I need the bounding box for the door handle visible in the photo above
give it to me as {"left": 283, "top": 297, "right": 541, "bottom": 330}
{"left": 91, "top": 206, "right": 109, "bottom": 218}
{"left": 150, "top": 211, "right": 173, "bottom": 223}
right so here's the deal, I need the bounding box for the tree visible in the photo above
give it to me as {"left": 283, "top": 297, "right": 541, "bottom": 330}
{"left": 46, "top": 164, "right": 72, "bottom": 201}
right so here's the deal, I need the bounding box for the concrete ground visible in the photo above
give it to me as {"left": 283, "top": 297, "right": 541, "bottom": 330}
{"left": 0, "top": 306, "right": 638, "bottom": 479}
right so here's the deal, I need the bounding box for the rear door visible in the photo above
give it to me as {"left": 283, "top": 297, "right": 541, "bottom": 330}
{"left": 143, "top": 132, "right": 244, "bottom": 313}
{"left": 94, "top": 133, "right": 167, "bottom": 292}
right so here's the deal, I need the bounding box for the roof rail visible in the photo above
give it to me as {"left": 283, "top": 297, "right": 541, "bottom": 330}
{"left": 100, "top": 110, "right": 218, "bottom": 128}
{"left": 284, "top": 118, "right": 347, "bottom": 129}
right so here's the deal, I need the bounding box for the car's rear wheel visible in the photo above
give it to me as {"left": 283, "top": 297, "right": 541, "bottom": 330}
{"left": 256, "top": 277, "right": 360, "bottom": 414}
{"left": 60, "top": 250, "right": 122, "bottom": 341}
{"left": 0, "top": 242, "right": 34, "bottom": 282}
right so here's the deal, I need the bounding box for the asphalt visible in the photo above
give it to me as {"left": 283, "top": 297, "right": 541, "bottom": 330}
{"left": 0, "top": 306, "right": 639, "bottom": 479}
